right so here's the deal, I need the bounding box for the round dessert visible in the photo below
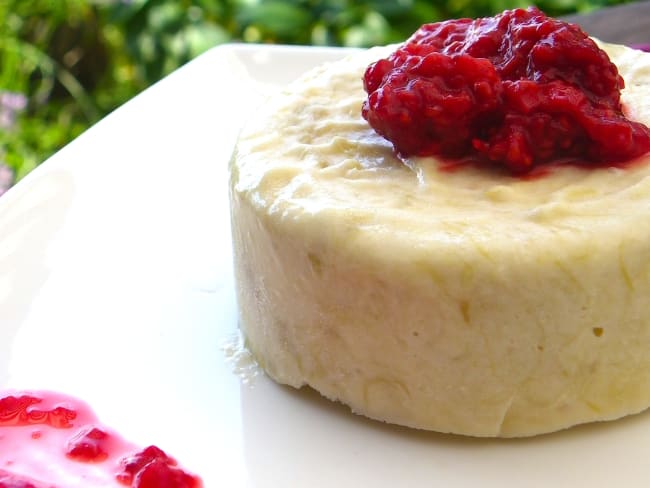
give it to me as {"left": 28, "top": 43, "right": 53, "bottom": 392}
{"left": 229, "top": 9, "right": 650, "bottom": 437}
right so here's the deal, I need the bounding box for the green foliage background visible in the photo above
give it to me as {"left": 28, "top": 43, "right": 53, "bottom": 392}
{"left": 0, "top": 0, "right": 635, "bottom": 182}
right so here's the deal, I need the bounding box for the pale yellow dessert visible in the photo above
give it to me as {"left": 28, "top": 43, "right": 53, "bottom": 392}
{"left": 229, "top": 41, "right": 650, "bottom": 437}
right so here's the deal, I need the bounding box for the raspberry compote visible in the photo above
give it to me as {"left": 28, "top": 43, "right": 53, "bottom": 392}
{"left": 0, "top": 391, "right": 202, "bottom": 488}
{"left": 362, "top": 7, "right": 650, "bottom": 174}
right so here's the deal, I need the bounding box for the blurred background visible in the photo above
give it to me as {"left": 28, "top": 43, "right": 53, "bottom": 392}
{"left": 0, "top": 0, "right": 637, "bottom": 192}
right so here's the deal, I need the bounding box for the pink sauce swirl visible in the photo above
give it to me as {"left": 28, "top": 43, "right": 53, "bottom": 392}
{"left": 0, "top": 390, "right": 202, "bottom": 488}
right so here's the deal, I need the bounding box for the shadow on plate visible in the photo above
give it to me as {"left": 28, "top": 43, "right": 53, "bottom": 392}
{"left": 240, "top": 373, "right": 650, "bottom": 487}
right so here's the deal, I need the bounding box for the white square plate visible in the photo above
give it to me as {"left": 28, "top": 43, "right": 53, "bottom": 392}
{"left": 1, "top": 43, "right": 650, "bottom": 487}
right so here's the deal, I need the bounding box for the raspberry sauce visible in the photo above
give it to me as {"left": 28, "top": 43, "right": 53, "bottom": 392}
{"left": 0, "top": 391, "right": 202, "bottom": 488}
{"left": 362, "top": 7, "right": 650, "bottom": 174}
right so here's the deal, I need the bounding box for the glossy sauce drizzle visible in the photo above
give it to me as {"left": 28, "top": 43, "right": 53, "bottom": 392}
{"left": 0, "top": 390, "right": 202, "bottom": 488}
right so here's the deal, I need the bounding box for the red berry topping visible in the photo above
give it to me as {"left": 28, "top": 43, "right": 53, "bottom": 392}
{"left": 117, "top": 445, "right": 170, "bottom": 483}
{"left": 0, "top": 395, "right": 76, "bottom": 429}
{"left": 132, "top": 459, "right": 200, "bottom": 488}
{"left": 0, "top": 391, "right": 203, "bottom": 487}
{"left": 65, "top": 426, "right": 109, "bottom": 462}
{"left": 362, "top": 7, "right": 650, "bottom": 173}
{"left": 117, "top": 446, "right": 201, "bottom": 488}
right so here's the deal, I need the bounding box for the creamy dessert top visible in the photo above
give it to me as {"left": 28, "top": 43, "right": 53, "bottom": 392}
{"left": 232, "top": 41, "right": 650, "bottom": 262}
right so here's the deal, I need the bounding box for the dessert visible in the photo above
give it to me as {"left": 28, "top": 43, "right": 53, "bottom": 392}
{"left": 229, "top": 8, "right": 650, "bottom": 437}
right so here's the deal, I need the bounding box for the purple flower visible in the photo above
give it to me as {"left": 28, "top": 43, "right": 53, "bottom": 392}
{"left": 0, "top": 90, "right": 27, "bottom": 130}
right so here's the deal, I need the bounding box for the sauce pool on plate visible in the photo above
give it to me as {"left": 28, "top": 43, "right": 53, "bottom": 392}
{"left": 0, "top": 390, "right": 202, "bottom": 488}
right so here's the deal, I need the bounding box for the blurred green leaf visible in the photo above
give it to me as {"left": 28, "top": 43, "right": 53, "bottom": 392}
{"left": 184, "top": 23, "right": 231, "bottom": 57}
{"left": 148, "top": 2, "right": 186, "bottom": 32}
{"left": 343, "top": 11, "right": 391, "bottom": 47}
{"left": 236, "top": 2, "right": 313, "bottom": 40}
